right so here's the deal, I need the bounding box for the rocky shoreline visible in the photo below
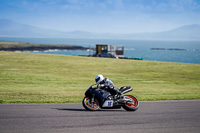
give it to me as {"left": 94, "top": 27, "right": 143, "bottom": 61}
{"left": 0, "top": 45, "right": 88, "bottom": 51}
{"left": 0, "top": 41, "right": 89, "bottom": 51}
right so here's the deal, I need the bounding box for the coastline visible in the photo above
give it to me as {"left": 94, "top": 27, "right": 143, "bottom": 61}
{"left": 0, "top": 41, "right": 89, "bottom": 51}
{"left": 1, "top": 39, "right": 200, "bottom": 64}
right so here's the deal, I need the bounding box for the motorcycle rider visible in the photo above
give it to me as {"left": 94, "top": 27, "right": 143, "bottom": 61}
{"left": 95, "top": 74, "right": 123, "bottom": 98}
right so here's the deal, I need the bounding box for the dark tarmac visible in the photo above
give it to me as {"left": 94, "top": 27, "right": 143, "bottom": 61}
{"left": 0, "top": 100, "right": 200, "bottom": 133}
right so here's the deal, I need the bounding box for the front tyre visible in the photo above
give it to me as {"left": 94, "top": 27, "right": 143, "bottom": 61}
{"left": 122, "top": 95, "right": 139, "bottom": 111}
{"left": 82, "top": 97, "right": 100, "bottom": 111}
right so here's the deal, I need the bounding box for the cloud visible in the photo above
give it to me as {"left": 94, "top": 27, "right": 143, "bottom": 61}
{"left": 62, "top": 4, "right": 81, "bottom": 10}
{"left": 0, "top": 0, "right": 200, "bottom": 33}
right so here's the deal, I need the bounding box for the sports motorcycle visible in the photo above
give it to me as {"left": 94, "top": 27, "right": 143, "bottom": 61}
{"left": 82, "top": 84, "right": 139, "bottom": 111}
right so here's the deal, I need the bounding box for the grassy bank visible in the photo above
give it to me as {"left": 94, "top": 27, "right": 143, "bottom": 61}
{"left": 0, "top": 41, "right": 87, "bottom": 51}
{"left": 0, "top": 41, "right": 70, "bottom": 48}
{"left": 0, "top": 51, "right": 200, "bottom": 103}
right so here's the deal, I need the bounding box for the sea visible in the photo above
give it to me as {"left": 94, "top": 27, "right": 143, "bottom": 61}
{"left": 0, "top": 37, "right": 200, "bottom": 64}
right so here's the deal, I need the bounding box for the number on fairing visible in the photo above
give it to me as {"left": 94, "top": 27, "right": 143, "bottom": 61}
{"left": 102, "top": 100, "right": 114, "bottom": 107}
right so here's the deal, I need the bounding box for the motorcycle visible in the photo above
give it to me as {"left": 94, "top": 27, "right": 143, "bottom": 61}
{"left": 82, "top": 84, "right": 139, "bottom": 111}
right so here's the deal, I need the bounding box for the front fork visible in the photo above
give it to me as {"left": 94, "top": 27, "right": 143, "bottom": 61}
{"left": 90, "top": 94, "right": 96, "bottom": 107}
{"left": 91, "top": 94, "right": 95, "bottom": 102}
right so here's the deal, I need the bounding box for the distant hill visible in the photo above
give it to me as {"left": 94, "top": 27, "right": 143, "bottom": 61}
{"left": 0, "top": 19, "right": 200, "bottom": 40}
{"left": 145, "top": 24, "right": 200, "bottom": 40}
{"left": 0, "top": 19, "right": 68, "bottom": 37}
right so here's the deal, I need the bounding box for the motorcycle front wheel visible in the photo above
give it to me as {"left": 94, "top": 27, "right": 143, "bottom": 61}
{"left": 122, "top": 95, "right": 139, "bottom": 111}
{"left": 82, "top": 97, "right": 100, "bottom": 111}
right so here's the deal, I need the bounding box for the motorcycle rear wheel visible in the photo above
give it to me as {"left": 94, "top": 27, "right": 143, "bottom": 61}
{"left": 82, "top": 97, "right": 100, "bottom": 111}
{"left": 122, "top": 95, "right": 139, "bottom": 111}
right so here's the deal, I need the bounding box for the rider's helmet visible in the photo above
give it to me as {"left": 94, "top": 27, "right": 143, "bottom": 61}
{"left": 95, "top": 75, "right": 104, "bottom": 84}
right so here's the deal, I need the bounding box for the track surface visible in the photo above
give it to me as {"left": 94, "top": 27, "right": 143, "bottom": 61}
{"left": 0, "top": 100, "right": 200, "bottom": 133}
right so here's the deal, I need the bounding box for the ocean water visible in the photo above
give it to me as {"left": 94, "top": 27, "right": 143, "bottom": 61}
{"left": 0, "top": 37, "right": 200, "bottom": 64}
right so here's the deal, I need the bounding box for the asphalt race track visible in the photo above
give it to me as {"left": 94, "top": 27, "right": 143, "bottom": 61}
{"left": 0, "top": 100, "right": 200, "bottom": 133}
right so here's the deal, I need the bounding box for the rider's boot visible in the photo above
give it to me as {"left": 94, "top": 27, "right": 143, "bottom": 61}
{"left": 117, "top": 91, "right": 124, "bottom": 99}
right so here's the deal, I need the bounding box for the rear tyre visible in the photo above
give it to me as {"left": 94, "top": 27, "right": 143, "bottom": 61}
{"left": 82, "top": 97, "right": 100, "bottom": 111}
{"left": 122, "top": 95, "right": 139, "bottom": 111}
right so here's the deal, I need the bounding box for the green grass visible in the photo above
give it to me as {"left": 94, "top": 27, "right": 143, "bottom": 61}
{"left": 0, "top": 51, "right": 200, "bottom": 103}
{"left": 0, "top": 41, "right": 73, "bottom": 48}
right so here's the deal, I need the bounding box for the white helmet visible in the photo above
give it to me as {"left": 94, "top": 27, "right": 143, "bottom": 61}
{"left": 95, "top": 75, "right": 104, "bottom": 84}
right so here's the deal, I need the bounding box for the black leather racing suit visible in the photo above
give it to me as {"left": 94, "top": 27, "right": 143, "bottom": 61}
{"left": 98, "top": 78, "right": 121, "bottom": 95}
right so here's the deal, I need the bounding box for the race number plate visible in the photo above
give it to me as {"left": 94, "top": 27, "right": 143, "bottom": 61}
{"left": 102, "top": 100, "right": 114, "bottom": 107}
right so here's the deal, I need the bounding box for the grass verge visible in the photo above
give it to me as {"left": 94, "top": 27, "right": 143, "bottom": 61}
{"left": 0, "top": 51, "right": 200, "bottom": 103}
{"left": 0, "top": 41, "right": 86, "bottom": 51}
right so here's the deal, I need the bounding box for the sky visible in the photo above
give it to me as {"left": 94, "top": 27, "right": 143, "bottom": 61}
{"left": 0, "top": 0, "right": 200, "bottom": 33}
